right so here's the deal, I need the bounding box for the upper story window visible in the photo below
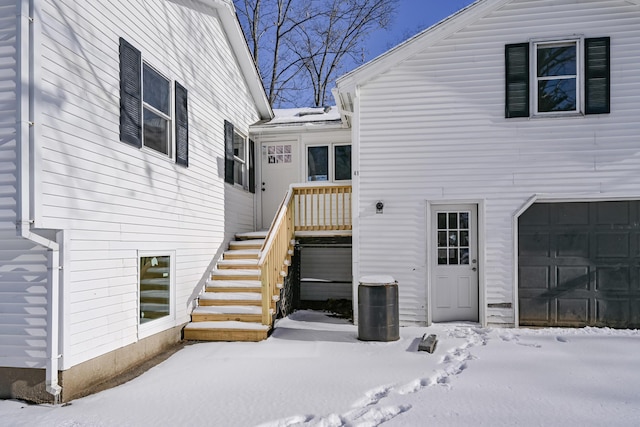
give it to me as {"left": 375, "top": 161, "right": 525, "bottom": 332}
{"left": 143, "top": 64, "right": 171, "bottom": 154}
{"left": 224, "top": 120, "right": 255, "bottom": 193}
{"left": 505, "top": 37, "right": 610, "bottom": 118}
{"left": 307, "top": 143, "right": 351, "bottom": 182}
{"left": 535, "top": 41, "right": 578, "bottom": 114}
{"left": 119, "top": 38, "right": 189, "bottom": 166}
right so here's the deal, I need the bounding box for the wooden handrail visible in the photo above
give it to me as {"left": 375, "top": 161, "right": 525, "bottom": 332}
{"left": 257, "top": 184, "right": 352, "bottom": 326}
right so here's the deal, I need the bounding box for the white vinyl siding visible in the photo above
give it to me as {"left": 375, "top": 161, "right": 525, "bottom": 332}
{"left": 35, "top": 0, "right": 259, "bottom": 368}
{"left": 0, "top": 238, "right": 50, "bottom": 368}
{"left": 0, "top": 0, "right": 17, "bottom": 233}
{"left": 0, "top": 1, "right": 50, "bottom": 369}
{"left": 352, "top": 0, "right": 640, "bottom": 326}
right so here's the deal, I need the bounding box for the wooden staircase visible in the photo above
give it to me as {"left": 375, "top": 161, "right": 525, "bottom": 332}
{"left": 183, "top": 232, "right": 274, "bottom": 342}
{"left": 183, "top": 184, "right": 352, "bottom": 343}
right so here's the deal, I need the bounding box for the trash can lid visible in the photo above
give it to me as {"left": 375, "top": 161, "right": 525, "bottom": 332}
{"left": 359, "top": 275, "right": 396, "bottom": 285}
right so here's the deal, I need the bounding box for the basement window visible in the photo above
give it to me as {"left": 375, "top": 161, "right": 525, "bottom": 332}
{"left": 139, "top": 253, "right": 174, "bottom": 334}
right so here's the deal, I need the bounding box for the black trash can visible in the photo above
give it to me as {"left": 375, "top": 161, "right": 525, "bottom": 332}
{"left": 358, "top": 276, "right": 399, "bottom": 341}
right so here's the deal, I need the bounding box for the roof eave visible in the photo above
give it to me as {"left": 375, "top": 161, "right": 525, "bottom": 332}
{"left": 252, "top": 120, "right": 345, "bottom": 131}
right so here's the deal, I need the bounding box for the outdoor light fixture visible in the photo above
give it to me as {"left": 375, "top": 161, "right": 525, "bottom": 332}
{"left": 376, "top": 201, "right": 384, "bottom": 214}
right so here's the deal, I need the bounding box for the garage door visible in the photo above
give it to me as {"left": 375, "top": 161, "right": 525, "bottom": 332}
{"left": 518, "top": 201, "right": 640, "bottom": 328}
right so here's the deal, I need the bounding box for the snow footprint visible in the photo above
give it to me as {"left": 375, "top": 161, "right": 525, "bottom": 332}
{"left": 397, "top": 376, "right": 435, "bottom": 395}
{"left": 499, "top": 332, "right": 541, "bottom": 348}
{"left": 399, "top": 327, "right": 484, "bottom": 395}
{"left": 347, "top": 404, "right": 412, "bottom": 427}
{"left": 352, "top": 385, "right": 393, "bottom": 408}
{"left": 256, "top": 414, "right": 314, "bottom": 427}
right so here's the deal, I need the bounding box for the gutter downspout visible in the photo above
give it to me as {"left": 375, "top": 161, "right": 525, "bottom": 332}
{"left": 17, "top": 0, "right": 62, "bottom": 402}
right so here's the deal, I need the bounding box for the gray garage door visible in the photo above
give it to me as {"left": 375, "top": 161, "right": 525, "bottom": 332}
{"left": 518, "top": 201, "right": 640, "bottom": 328}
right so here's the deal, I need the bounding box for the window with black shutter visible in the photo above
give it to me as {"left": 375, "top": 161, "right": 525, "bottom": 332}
{"left": 505, "top": 37, "right": 611, "bottom": 118}
{"left": 224, "top": 120, "right": 252, "bottom": 190}
{"left": 119, "top": 38, "right": 189, "bottom": 166}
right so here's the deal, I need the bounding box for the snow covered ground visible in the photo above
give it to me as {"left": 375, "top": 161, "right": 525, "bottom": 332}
{"left": 2, "top": 310, "right": 640, "bottom": 427}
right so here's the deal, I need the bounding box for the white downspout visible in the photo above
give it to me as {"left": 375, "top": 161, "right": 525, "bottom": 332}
{"left": 16, "top": 0, "right": 62, "bottom": 402}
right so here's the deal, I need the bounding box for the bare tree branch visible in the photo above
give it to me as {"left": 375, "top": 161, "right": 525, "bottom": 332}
{"left": 234, "top": 0, "right": 397, "bottom": 107}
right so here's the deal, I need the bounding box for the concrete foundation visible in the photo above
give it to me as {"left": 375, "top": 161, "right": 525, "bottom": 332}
{"left": 0, "top": 324, "right": 185, "bottom": 404}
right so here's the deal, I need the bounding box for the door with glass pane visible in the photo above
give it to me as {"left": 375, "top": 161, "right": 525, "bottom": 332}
{"left": 431, "top": 204, "right": 479, "bottom": 322}
{"left": 260, "top": 140, "right": 299, "bottom": 228}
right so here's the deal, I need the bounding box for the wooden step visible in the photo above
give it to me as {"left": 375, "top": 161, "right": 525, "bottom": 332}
{"left": 199, "top": 292, "right": 262, "bottom": 306}
{"left": 212, "top": 268, "right": 260, "bottom": 281}
{"left": 235, "top": 231, "right": 268, "bottom": 241}
{"left": 183, "top": 321, "right": 269, "bottom": 342}
{"left": 229, "top": 239, "right": 265, "bottom": 250}
{"left": 223, "top": 249, "right": 260, "bottom": 260}
{"left": 191, "top": 306, "right": 262, "bottom": 322}
{"left": 206, "top": 280, "right": 262, "bottom": 293}
{"left": 217, "top": 259, "right": 260, "bottom": 269}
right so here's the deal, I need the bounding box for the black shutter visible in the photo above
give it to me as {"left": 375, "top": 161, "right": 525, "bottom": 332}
{"left": 224, "top": 120, "right": 234, "bottom": 184}
{"left": 175, "top": 82, "right": 189, "bottom": 166}
{"left": 119, "top": 38, "right": 142, "bottom": 147}
{"left": 248, "top": 139, "right": 255, "bottom": 193}
{"left": 505, "top": 43, "right": 530, "bottom": 118}
{"left": 585, "top": 37, "right": 610, "bottom": 115}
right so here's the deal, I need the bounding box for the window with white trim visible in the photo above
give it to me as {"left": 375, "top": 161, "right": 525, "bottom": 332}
{"left": 119, "top": 38, "right": 189, "bottom": 166}
{"left": 224, "top": 120, "right": 256, "bottom": 192}
{"left": 505, "top": 37, "right": 610, "bottom": 118}
{"left": 307, "top": 143, "right": 351, "bottom": 182}
{"left": 142, "top": 64, "right": 171, "bottom": 154}
{"left": 535, "top": 41, "right": 579, "bottom": 114}
{"left": 139, "top": 254, "right": 173, "bottom": 326}
{"left": 233, "top": 130, "right": 247, "bottom": 188}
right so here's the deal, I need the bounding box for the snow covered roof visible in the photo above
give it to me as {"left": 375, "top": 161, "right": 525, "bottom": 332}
{"left": 252, "top": 106, "right": 344, "bottom": 129}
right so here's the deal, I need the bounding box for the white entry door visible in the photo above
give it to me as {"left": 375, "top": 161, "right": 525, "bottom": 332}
{"left": 260, "top": 141, "right": 299, "bottom": 228}
{"left": 431, "top": 204, "right": 479, "bottom": 322}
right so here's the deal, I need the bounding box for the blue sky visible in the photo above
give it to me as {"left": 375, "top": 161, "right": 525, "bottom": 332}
{"left": 364, "top": 0, "right": 476, "bottom": 61}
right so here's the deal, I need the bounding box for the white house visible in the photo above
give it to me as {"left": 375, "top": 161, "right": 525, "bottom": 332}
{"left": 0, "top": 0, "right": 271, "bottom": 403}
{"left": 334, "top": 0, "right": 640, "bottom": 329}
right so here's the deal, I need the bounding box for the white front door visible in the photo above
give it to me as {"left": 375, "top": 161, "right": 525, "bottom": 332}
{"left": 431, "top": 204, "right": 479, "bottom": 322}
{"left": 260, "top": 141, "right": 299, "bottom": 228}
